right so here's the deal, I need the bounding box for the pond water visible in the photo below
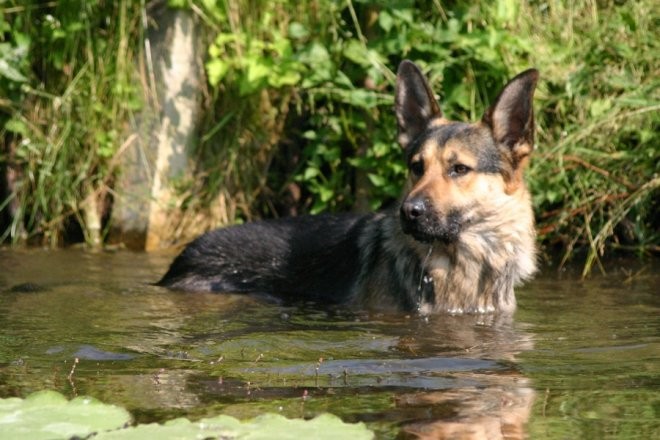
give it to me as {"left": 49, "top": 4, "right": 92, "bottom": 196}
{"left": 0, "top": 248, "right": 657, "bottom": 438}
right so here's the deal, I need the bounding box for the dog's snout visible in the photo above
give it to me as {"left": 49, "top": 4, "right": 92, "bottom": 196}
{"left": 400, "top": 196, "right": 462, "bottom": 244}
{"left": 401, "top": 197, "right": 428, "bottom": 221}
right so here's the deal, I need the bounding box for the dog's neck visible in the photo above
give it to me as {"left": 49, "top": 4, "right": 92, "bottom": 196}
{"left": 411, "top": 193, "right": 537, "bottom": 315}
{"left": 419, "top": 249, "right": 519, "bottom": 315}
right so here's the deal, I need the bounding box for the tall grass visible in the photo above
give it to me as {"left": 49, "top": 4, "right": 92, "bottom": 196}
{"left": 0, "top": 0, "right": 142, "bottom": 246}
{"left": 518, "top": 0, "right": 659, "bottom": 270}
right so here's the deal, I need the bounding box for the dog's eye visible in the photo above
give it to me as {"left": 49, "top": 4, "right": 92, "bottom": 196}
{"left": 410, "top": 160, "right": 424, "bottom": 177}
{"left": 450, "top": 164, "right": 471, "bottom": 177}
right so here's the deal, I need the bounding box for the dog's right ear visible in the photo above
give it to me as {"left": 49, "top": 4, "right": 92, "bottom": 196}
{"left": 395, "top": 60, "right": 442, "bottom": 149}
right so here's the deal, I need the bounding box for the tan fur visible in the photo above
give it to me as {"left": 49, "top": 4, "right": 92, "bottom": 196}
{"left": 401, "top": 132, "right": 536, "bottom": 314}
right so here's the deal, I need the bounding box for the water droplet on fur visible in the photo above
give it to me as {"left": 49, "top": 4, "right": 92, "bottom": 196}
{"left": 417, "top": 246, "right": 434, "bottom": 291}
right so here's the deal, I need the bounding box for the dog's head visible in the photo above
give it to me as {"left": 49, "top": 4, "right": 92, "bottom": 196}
{"left": 395, "top": 61, "right": 539, "bottom": 245}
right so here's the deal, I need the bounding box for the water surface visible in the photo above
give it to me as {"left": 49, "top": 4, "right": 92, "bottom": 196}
{"left": 0, "top": 249, "right": 657, "bottom": 438}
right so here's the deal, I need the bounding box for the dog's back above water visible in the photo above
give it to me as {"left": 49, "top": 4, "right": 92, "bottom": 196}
{"left": 158, "top": 60, "right": 539, "bottom": 315}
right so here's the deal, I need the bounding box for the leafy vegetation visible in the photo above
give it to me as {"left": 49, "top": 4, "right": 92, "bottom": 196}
{"left": 1, "top": 0, "right": 657, "bottom": 268}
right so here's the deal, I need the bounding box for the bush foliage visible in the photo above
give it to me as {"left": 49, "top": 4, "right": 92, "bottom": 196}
{"left": 1, "top": 0, "right": 658, "bottom": 269}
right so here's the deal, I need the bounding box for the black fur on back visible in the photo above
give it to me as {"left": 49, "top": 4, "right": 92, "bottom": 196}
{"left": 157, "top": 213, "right": 370, "bottom": 303}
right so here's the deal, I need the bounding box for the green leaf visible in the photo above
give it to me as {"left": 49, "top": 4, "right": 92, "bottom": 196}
{"left": 378, "top": 10, "right": 394, "bottom": 32}
{"left": 95, "top": 413, "right": 373, "bottom": 440}
{"left": 4, "top": 118, "right": 27, "bottom": 135}
{"left": 367, "top": 173, "right": 387, "bottom": 187}
{"left": 0, "top": 392, "right": 374, "bottom": 440}
{"left": 269, "top": 67, "right": 301, "bottom": 87}
{"left": 242, "top": 57, "right": 272, "bottom": 93}
{"left": 303, "top": 167, "right": 320, "bottom": 180}
{"left": 288, "top": 22, "right": 309, "bottom": 39}
{"left": 319, "top": 186, "right": 334, "bottom": 202}
{"left": 0, "top": 390, "right": 132, "bottom": 440}
{"left": 301, "top": 42, "right": 331, "bottom": 65}
{"left": 0, "top": 58, "right": 27, "bottom": 82}
{"left": 589, "top": 98, "right": 613, "bottom": 118}
{"left": 343, "top": 39, "right": 369, "bottom": 67}
{"left": 341, "top": 89, "right": 380, "bottom": 109}
{"left": 206, "top": 58, "right": 229, "bottom": 86}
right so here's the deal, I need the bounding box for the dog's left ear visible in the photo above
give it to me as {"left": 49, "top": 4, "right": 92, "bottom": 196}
{"left": 482, "top": 69, "right": 539, "bottom": 177}
{"left": 395, "top": 60, "right": 442, "bottom": 149}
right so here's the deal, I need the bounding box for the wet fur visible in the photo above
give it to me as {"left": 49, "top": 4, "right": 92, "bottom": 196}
{"left": 158, "top": 61, "right": 539, "bottom": 314}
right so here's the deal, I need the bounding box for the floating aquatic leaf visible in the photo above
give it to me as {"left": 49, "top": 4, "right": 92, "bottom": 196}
{"left": 0, "top": 391, "right": 373, "bottom": 440}
{"left": 0, "top": 390, "right": 131, "bottom": 440}
{"left": 95, "top": 412, "right": 373, "bottom": 440}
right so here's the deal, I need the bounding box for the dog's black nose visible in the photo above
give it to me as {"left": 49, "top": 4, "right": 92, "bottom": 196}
{"left": 401, "top": 197, "right": 427, "bottom": 221}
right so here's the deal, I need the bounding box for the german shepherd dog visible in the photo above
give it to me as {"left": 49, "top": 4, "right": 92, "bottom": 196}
{"left": 158, "top": 61, "right": 539, "bottom": 314}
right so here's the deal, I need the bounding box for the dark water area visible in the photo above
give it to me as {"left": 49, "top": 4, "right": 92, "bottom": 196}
{"left": 0, "top": 248, "right": 657, "bottom": 438}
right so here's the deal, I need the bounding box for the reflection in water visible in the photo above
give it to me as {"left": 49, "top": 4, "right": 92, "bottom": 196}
{"left": 0, "top": 249, "right": 657, "bottom": 438}
{"left": 397, "top": 378, "right": 534, "bottom": 439}
{"left": 388, "top": 314, "right": 535, "bottom": 439}
{"left": 186, "top": 312, "right": 537, "bottom": 439}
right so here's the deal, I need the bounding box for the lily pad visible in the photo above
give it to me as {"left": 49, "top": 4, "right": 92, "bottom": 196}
{"left": 0, "top": 391, "right": 374, "bottom": 439}
{"left": 0, "top": 390, "right": 132, "bottom": 440}
{"left": 95, "top": 412, "right": 374, "bottom": 440}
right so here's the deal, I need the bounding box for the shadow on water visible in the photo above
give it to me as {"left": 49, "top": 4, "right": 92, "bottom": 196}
{"left": 0, "top": 248, "right": 657, "bottom": 438}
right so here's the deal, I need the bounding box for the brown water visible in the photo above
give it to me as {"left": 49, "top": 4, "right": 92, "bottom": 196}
{"left": 0, "top": 248, "right": 657, "bottom": 438}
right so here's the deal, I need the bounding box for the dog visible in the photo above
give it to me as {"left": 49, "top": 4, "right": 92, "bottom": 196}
{"left": 158, "top": 60, "right": 539, "bottom": 314}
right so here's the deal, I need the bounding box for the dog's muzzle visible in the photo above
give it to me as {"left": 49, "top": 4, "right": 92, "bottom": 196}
{"left": 400, "top": 197, "right": 462, "bottom": 244}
